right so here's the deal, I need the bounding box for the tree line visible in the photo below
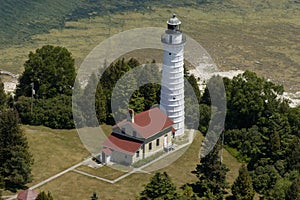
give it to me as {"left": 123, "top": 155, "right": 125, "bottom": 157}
{"left": 136, "top": 70, "right": 300, "bottom": 200}
{"left": 12, "top": 45, "right": 201, "bottom": 129}
{"left": 0, "top": 78, "right": 33, "bottom": 197}
{"left": 219, "top": 71, "right": 300, "bottom": 199}
{"left": 1, "top": 45, "right": 299, "bottom": 199}
{"left": 0, "top": 45, "right": 202, "bottom": 196}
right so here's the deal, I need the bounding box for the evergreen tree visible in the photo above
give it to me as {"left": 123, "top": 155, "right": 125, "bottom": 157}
{"left": 198, "top": 104, "right": 211, "bottom": 133}
{"left": 187, "top": 74, "right": 201, "bottom": 103}
{"left": 231, "top": 165, "right": 255, "bottom": 200}
{"left": 285, "top": 176, "right": 300, "bottom": 200}
{"left": 90, "top": 192, "right": 99, "bottom": 200}
{"left": 184, "top": 69, "right": 201, "bottom": 130}
{"left": 36, "top": 191, "right": 54, "bottom": 200}
{"left": 0, "top": 109, "right": 33, "bottom": 189}
{"left": 127, "top": 58, "right": 140, "bottom": 69}
{"left": 129, "top": 90, "right": 145, "bottom": 113}
{"left": 0, "top": 78, "right": 6, "bottom": 109}
{"left": 287, "top": 105, "right": 300, "bottom": 136}
{"left": 0, "top": 174, "right": 4, "bottom": 199}
{"left": 82, "top": 73, "right": 99, "bottom": 127}
{"left": 95, "top": 81, "right": 107, "bottom": 123}
{"left": 139, "top": 172, "right": 178, "bottom": 200}
{"left": 111, "top": 63, "right": 140, "bottom": 121}
{"left": 193, "top": 141, "right": 228, "bottom": 199}
{"left": 287, "top": 137, "right": 300, "bottom": 171}
{"left": 180, "top": 184, "right": 197, "bottom": 200}
{"left": 99, "top": 58, "right": 132, "bottom": 124}
{"left": 138, "top": 62, "right": 161, "bottom": 110}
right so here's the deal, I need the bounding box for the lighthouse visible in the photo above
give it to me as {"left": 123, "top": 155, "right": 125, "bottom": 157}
{"left": 160, "top": 14, "right": 186, "bottom": 136}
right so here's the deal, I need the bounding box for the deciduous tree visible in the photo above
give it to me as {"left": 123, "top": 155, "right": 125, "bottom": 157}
{"left": 16, "top": 45, "right": 76, "bottom": 99}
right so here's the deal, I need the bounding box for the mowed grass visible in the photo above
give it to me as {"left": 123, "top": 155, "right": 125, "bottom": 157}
{"left": 76, "top": 165, "right": 127, "bottom": 181}
{"left": 26, "top": 128, "right": 241, "bottom": 199}
{"left": 22, "top": 125, "right": 90, "bottom": 186}
{"left": 24, "top": 124, "right": 113, "bottom": 187}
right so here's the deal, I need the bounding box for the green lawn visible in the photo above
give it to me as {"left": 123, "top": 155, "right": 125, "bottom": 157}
{"left": 76, "top": 165, "right": 127, "bottom": 181}
{"left": 17, "top": 127, "right": 242, "bottom": 199}
{"left": 23, "top": 125, "right": 90, "bottom": 186}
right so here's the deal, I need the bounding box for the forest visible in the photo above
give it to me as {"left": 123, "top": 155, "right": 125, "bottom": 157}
{"left": 0, "top": 45, "right": 299, "bottom": 199}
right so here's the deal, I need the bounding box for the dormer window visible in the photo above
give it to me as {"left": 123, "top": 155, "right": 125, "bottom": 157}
{"left": 133, "top": 131, "right": 137, "bottom": 137}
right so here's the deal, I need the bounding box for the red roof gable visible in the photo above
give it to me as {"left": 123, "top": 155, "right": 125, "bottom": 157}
{"left": 116, "top": 107, "right": 174, "bottom": 138}
{"left": 17, "top": 189, "right": 38, "bottom": 200}
{"left": 102, "top": 133, "right": 143, "bottom": 155}
{"left": 102, "top": 148, "right": 112, "bottom": 155}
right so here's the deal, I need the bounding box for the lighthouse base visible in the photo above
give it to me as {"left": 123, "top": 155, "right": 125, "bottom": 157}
{"left": 174, "top": 127, "right": 185, "bottom": 136}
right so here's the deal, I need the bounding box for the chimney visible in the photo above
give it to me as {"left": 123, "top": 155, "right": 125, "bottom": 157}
{"left": 127, "top": 109, "right": 134, "bottom": 123}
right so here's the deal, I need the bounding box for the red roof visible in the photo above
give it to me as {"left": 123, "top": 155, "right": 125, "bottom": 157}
{"left": 17, "top": 189, "right": 38, "bottom": 200}
{"left": 103, "top": 133, "right": 143, "bottom": 155}
{"left": 116, "top": 107, "right": 174, "bottom": 138}
{"left": 102, "top": 148, "right": 112, "bottom": 155}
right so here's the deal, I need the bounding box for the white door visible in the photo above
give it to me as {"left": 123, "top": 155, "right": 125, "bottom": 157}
{"left": 107, "top": 155, "right": 111, "bottom": 163}
{"left": 164, "top": 135, "right": 168, "bottom": 147}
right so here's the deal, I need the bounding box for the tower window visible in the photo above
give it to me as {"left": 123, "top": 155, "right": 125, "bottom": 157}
{"left": 169, "top": 52, "right": 171, "bottom": 55}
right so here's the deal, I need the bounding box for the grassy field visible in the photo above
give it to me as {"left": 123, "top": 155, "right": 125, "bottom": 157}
{"left": 0, "top": 3, "right": 299, "bottom": 92}
{"left": 23, "top": 125, "right": 90, "bottom": 186}
{"left": 7, "top": 127, "right": 241, "bottom": 199}
{"left": 76, "top": 165, "right": 127, "bottom": 180}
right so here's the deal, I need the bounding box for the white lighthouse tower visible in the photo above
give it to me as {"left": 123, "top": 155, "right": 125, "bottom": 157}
{"left": 160, "top": 14, "right": 186, "bottom": 136}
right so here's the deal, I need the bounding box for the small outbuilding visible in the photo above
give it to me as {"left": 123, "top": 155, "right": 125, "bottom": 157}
{"left": 17, "top": 189, "right": 38, "bottom": 200}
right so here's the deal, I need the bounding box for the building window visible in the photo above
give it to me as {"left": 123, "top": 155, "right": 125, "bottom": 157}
{"left": 149, "top": 142, "right": 152, "bottom": 151}
{"left": 156, "top": 139, "right": 160, "bottom": 146}
{"left": 136, "top": 151, "right": 140, "bottom": 158}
